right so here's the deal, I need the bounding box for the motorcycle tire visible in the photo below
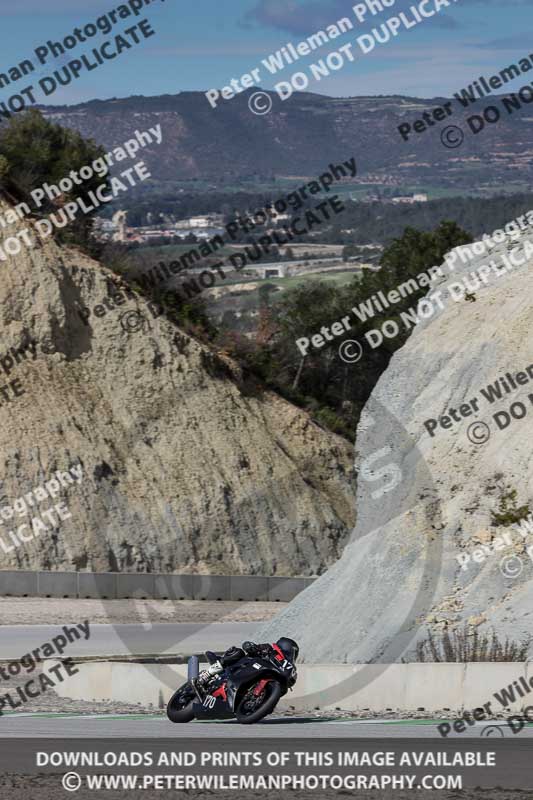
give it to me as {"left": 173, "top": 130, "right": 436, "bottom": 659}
{"left": 166, "top": 684, "right": 196, "bottom": 723}
{"left": 235, "top": 679, "right": 282, "bottom": 725}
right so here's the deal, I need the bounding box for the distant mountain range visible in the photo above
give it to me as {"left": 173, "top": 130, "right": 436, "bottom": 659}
{"left": 41, "top": 90, "right": 533, "bottom": 191}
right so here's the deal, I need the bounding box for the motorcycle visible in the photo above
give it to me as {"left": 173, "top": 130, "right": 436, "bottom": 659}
{"left": 167, "top": 646, "right": 297, "bottom": 725}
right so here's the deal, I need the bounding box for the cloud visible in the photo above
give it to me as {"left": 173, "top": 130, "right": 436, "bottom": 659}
{"left": 144, "top": 43, "right": 271, "bottom": 57}
{"left": 242, "top": 0, "right": 459, "bottom": 35}
{"left": 242, "top": 0, "right": 354, "bottom": 34}
{"left": 456, "top": 0, "right": 531, "bottom": 3}
{"left": 2, "top": 0, "right": 111, "bottom": 12}
{"left": 475, "top": 33, "right": 533, "bottom": 48}
{"left": 4, "top": 0, "right": 168, "bottom": 14}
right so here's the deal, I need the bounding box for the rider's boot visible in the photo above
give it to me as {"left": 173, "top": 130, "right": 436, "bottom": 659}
{"left": 191, "top": 660, "right": 223, "bottom": 699}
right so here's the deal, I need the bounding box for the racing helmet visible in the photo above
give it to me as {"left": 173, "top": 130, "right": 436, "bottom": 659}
{"left": 276, "top": 637, "right": 299, "bottom": 662}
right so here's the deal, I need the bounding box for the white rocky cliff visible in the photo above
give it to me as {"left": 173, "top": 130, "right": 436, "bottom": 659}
{"left": 260, "top": 222, "right": 533, "bottom": 660}
{"left": 0, "top": 199, "right": 355, "bottom": 575}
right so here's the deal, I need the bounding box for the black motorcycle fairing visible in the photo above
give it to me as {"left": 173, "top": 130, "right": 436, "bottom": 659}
{"left": 192, "top": 672, "right": 234, "bottom": 720}
{"left": 226, "top": 653, "right": 295, "bottom": 710}
{"left": 169, "top": 650, "right": 297, "bottom": 723}
{"left": 193, "top": 653, "right": 295, "bottom": 719}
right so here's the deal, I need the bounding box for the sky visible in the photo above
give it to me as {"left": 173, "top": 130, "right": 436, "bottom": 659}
{"left": 0, "top": 0, "right": 531, "bottom": 107}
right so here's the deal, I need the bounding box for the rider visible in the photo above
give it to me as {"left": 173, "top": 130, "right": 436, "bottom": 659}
{"left": 193, "top": 637, "right": 299, "bottom": 688}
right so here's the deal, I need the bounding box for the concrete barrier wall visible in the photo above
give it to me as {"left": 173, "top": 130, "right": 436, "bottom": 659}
{"left": 50, "top": 660, "right": 533, "bottom": 714}
{"left": 0, "top": 570, "right": 315, "bottom": 601}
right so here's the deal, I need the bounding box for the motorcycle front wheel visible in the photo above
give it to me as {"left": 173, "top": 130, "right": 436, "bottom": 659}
{"left": 167, "top": 683, "right": 196, "bottom": 723}
{"left": 235, "top": 679, "right": 282, "bottom": 724}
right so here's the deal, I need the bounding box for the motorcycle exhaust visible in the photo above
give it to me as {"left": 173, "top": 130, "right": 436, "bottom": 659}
{"left": 187, "top": 655, "right": 199, "bottom": 681}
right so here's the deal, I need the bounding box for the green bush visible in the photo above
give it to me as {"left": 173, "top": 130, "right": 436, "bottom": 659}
{"left": 406, "top": 626, "right": 530, "bottom": 662}
{"left": 0, "top": 109, "right": 109, "bottom": 249}
{"left": 312, "top": 407, "right": 352, "bottom": 438}
{"left": 491, "top": 487, "right": 530, "bottom": 527}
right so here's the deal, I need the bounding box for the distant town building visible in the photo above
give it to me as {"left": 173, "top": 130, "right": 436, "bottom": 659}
{"left": 93, "top": 211, "right": 227, "bottom": 245}
{"left": 243, "top": 263, "right": 289, "bottom": 279}
{"left": 175, "top": 213, "right": 224, "bottom": 229}
{"left": 140, "top": 230, "right": 178, "bottom": 238}
{"left": 112, "top": 210, "right": 128, "bottom": 242}
{"left": 268, "top": 207, "right": 291, "bottom": 223}
{"left": 391, "top": 193, "right": 428, "bottom": 204}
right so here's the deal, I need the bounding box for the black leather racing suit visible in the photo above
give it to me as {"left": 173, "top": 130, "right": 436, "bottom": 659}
{"left": 197, "top": 641, "right": 277, "bottom": 685}
{"left": 219, "top": 641, "right": 276, "bottom": 666}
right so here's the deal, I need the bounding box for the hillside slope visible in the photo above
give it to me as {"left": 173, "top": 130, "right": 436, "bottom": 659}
{"left": 259, "top": 222, "right": 533, "bottom": 659}
{"left": 0, "top": 200, "right": 354, "bottom": 575}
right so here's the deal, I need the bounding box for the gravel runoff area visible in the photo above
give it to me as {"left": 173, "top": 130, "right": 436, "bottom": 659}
{"left": 0, "top": 667, "right": 437, "bottom": 718}
{"left": 0, "top": 782, "right": 514, "bottom": 800}
{"left": 0, "top": 597, "right": 286, "bottom": 625}
{"left": 0, "top": 664, "right": 450, "bottom": 719}
{"left": 0, "top": 664, "right": 518, "bottom": 720}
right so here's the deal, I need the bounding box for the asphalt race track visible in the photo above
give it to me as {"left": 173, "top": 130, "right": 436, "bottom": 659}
{"left": 2, "top": 624, "right": 530, "bottom": 741}
{"left": 1, "top": 622, "right": 258, "bottom": 659}
{"left": 0, "top": 713, "right": 529, "bottom": 738}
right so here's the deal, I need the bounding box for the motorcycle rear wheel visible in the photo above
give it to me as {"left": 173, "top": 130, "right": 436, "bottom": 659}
{"left": 167, "top": 683, "right": 196, "bottom": 723}
{"left": 235, "top": 680, "right": 282, "bottom": 724}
